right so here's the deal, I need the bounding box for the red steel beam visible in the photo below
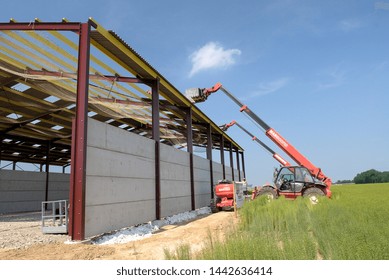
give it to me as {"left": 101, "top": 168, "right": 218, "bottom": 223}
{"left": 0, "top": 21, "right": 82, "bottom": 31}
{"left": 69, "top": 22, "right": 91, "bottom": 241}
{"left": 26, "top": 69, "right": 147, "bottom": 84}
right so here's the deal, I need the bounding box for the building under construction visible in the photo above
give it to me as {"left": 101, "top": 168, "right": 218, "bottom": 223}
{"left": 0, "top": 18, "right": 245, "bottom": 240}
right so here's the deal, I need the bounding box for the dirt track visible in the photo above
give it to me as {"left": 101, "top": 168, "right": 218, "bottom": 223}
{"left": 0, "top": 211, "right": 237, "bottom": 260}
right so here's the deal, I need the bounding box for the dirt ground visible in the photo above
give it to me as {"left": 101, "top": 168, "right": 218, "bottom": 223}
{"left": 0, "top": 211, "right": 238, "bottom": 260}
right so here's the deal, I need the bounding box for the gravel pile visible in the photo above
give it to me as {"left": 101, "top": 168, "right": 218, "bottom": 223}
{"left": 0, "top": 212, "right": 69, "bottom": 250}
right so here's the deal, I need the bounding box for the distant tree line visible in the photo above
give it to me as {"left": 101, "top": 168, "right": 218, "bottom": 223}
{"left": 334, "top": 169, "right": 389, "bottom": 184}
{"left": 353, "top": 169, "right": 389, "bottom": 184}
{"left": 335, "top": 179, "right": 354, "bottom": 184}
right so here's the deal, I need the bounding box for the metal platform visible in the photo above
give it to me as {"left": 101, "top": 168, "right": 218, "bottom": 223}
{"left": 41, "top": 200, "right": 68, "bottom": 234}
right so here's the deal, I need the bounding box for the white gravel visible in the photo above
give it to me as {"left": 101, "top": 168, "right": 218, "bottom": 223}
{"left": 0, "top": 207, "right": 211, "bottom": 249}
{"left": 92, "top": 207, "right": 211, "bottom": 245}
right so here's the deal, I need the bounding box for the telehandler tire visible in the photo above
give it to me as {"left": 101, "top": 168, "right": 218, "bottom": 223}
{"left": 210, "top": 198, "right": 220, "bottom": 213}
{"left": 257, "top": 186, "right": 278, "bottom": 200}
{"left": 303, "top": 187, "right": 325, "bottom": 204}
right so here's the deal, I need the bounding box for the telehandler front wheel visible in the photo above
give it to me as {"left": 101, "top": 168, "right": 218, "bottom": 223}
{"left": 257, "top": 186, "right": 278, "bottom": 201}
{"left": 303, "top": 187, "right": 325, "bottom": 204}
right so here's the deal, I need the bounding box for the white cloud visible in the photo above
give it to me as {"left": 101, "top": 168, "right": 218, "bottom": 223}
{"left": 245, "top": 78, "right": 290, "bottom": 99}
{"left": 370, "top": 60, "right": 388, "bottom": 72}
{"left": 317, "top": 64, "right": 346, "bottom": 90}
{"left": 188, "top": 42, "right": 241, "bottom": 77}
{"left": 375, "top": 1, "right": 389, "bottom": 11}
{"left": 339, "top": 19, "right": 363, "bottom": 32}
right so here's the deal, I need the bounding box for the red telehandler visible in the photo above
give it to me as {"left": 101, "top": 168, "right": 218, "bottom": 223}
{"left": 185, "top": 83, "right": 332, "bottom": 203}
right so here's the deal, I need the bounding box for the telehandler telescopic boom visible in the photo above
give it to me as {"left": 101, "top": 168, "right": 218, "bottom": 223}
{"left": 220, "top": 120, "right": 291, "bottom": 167}
{"left": 185, "top": 82, "right": 332, "bottom": 189}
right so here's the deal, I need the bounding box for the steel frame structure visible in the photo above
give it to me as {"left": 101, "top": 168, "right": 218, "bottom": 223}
{"left": 0, "top": 18, "right": 246, "bottom": 240}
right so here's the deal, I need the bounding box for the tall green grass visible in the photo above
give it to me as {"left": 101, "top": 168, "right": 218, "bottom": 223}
{"left": 187, "top": 183, "right": 389, "bottom": 260}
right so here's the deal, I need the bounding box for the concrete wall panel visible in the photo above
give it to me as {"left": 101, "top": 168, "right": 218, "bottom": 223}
{"left": 194, "top": 168, "right": 211, "bottom": 182}
{"left": 225, "top": 166, "right": 233, "bottom": 181}
{"left": 160, "top": 161, "right": 191, "bottom": 181}
{"left": 193, "top": 155, "right": 210, "bottom": 170}
{"left": 0, "top": 170, "right": 69, "bottom": 214}
{"left": 85, "top": 177, "right": 155, "bottom": 205}
{"left": 193, "top": 156, "right": 212, "bottom": 209}
{"left": 160, "top": 180, "right": 191, "bottom": 198}
{"left": 87, "top": 117, "right": 155, "bottom": 159}
{"left": 0, "top": 201, "right": 41, "bottom": 214}
{"left": 85, "top": 119, "right": 156, "bottom": 238}
{"left": 83, "top": 118, "right": 244, "bottom": 238}
{"left": 195, "top": 193, "right": 211, "bottom": 208}
{"left": 160, "top": 144, "right": 189, "bottom": 166}
{"left": 212, "top": 162, "right": 224, "bottom": 183}
{"left": 159, "top": 143, "right": 193, "bottom": 216}
{"left": 160, "top": 196, "right": 192, "bottom": 217}
{"left": 86, "top": 147, "right": 155, "bottom": 178}
{"left": 85, "top": 200, "right": 155, "bottom": 238}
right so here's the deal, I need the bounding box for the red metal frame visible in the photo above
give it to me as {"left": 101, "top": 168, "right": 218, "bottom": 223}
{"left": 241, "top": 152, "right": 246, "bottom": 180}
{"left": 186, "top": 108, "right": 195, "bottom": 210}
{"left": 235, "top": 147, "right": 241, "bottom": 181}
{"left": 68, "top": 119, "right": 76, "bottom": 238}
{"left": 69, "top": 22, "right": 91, "bottom": 240}
{"left": 1, "top": 20, "right": 247, "bottom": 240}
{"left": 229, "top": 141, "right": 234, "bottom": 181}
{"left": 0, "top": 21, "right": 82, "bottom": 31}
{"left": 44, "top": 141, "right": 50, "bottom": 209}
{"left": 0, "top": 20, "right": 92, "bottom": 240}
{"left": 151, "top": 78, "right": 161, "bottom": 220}
{"left": 25, "top": 69, "right": 148, "bottom": 84}
{"left": 220, "top": 135, "right": 226, "bottom": 179}
{"left": 206, "top": 124, "right": 214, "bottom": 197}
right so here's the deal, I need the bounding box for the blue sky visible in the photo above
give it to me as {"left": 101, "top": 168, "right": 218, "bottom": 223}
{"left": 2, "top": 0, "right": 389, "bottom": 184}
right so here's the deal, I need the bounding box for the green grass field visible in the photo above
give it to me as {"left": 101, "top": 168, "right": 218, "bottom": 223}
{"left": 166, "top": 183, "right": 389, "bottom": 260}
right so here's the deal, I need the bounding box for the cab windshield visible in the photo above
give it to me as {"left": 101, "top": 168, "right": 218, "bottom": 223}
{"left": 277, "top": 167, "right": 294, "bottom": 182}
{"left": 277, "top": 167, "right": 314, "bottom": 183}
{"left": 295, "top": 168, "right": 314, "bottom": 183}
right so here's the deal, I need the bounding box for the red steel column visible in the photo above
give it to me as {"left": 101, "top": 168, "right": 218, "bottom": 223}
{"left": 229, "top": 142, "right": 234, "bottom": 181}
{"left": 206, "top": 124, "right": 214, "bottom": 198}
{"left": 236, "top": 147, "right": 241, "bottom": 181}
{"left": 186, "top": 107, "right": 195, "bottom": 210}
{"left": 69, "top": 22, "right": 91, "bottom": 241}
{"left": 241, "top": 152, "right": 246, "bottom": 180}
{"left": 44, "top": 141, "right": 50, "bottom": 210}
{"left": 151, "top": 78, "right": 161, "bottom": 220}
{"left": 0, "top": 136, "right": 2, "bottom": 165}
{"left": 220, "top": 136, "right": 225, "bottom": 179}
